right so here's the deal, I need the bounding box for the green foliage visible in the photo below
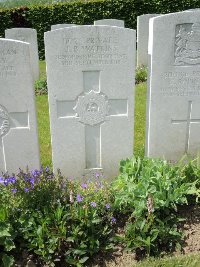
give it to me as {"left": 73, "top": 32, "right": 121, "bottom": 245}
{"left": 1, "top": 157, "right": 200, "bottom": 264}
{"left": 111, "top": 156, "right": 199, "bottom": 256}
{"left": 35, "top": 79, "right": 48, "bottom": 95}
{"left": 0, "top": 0, "right": 76, "bottom": 9}
{"left": 1, "top": 0, "right": 200, "bottom": 59}
{"left": 135, "top": 66, "right": 148, "bottom": 84}
{"left": 0, "top": 208, "right": 15, "bottom": 267}
{"left": 0, "top": 169, "right": 115, "bottom": 266}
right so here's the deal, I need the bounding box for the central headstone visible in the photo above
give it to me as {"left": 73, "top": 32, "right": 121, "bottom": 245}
{"left": 45, "top": 26, "right": 135, "bottom": 179}
{"left": 146, "top": 11, "right": 200, "bottom": 161}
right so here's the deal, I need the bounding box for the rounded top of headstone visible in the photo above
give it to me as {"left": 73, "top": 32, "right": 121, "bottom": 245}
{"left": 51, "top": 24, "right": 77, "bottom": 30}
{"left": 94, "top": 19, "right": 124, "bottom": 27}
{"left": 5, "top": 28, "right": 36, "bottom": 33}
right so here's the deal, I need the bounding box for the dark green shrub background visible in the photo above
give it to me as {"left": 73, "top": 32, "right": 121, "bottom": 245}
{"left": 0, "top": 0, "right": 200, "bottom": 59}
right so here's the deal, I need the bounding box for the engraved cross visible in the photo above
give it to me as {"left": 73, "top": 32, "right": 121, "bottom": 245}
{"left": 171, "top": 101, "right": 200, "bottom": 153}
{"left": 0, "top": 104, "right": 29, "bottom": 172}
{"left": 56, "top": 71, "right": 128, "bottom": 174}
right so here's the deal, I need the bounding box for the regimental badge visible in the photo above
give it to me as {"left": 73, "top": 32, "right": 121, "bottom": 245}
{"left": 74, "top": 90, "right": 110, "bottom": 126}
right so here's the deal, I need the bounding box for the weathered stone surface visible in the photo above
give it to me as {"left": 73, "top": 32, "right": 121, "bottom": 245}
{"left": 51, "top": 24, "right": 76, "bottom": 30}
{"left": 0, "top": 39, "right": 40, "bottom": 173}
{"left": 146, "top": 11, "right": 200, "bottom": 161}
{"left": 94, "top": 19, "right": 124, "bottom": 27}
{"left": 137, "top": 14, "right": 161, "bottom": 66}
{"left": 5, "top": 28, "right": 40, "bottom": 81}
{"left": 45, "top": 26, "right": 135, "bottom": 180}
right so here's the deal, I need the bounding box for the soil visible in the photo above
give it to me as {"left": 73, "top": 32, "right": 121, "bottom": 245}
{"left": 178, "top": 205, "right": 200, "bottom": 254}
{"left": 14, "top": 205, "right": 200, "bottom": 267}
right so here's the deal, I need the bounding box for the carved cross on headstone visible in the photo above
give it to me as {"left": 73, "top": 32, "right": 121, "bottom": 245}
{"left": 171, "top": 101, "right": 200, "bottom": 153}
{"left": 0, "top": 104, "right": 29, "bottom": 172}
{"left": 56, "top": 71, "right": 128, "bottom": 174}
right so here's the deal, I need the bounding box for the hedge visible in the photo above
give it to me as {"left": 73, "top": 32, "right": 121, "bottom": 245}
{"left": 0, "top": 0, "right": 200, "bottom": 59}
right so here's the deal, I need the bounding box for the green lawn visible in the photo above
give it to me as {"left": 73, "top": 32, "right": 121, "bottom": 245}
{"left": 136, "top": 253, "right": 200, "bottom": 267}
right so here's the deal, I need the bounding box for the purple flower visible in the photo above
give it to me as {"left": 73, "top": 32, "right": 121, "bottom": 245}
{"left": 81, "top": 183, "right": 87, "bottom": 189}
{"left": 95, "top": 172, "right": 100, "bottom": 178}
{"left": 45, "top": 166, "right": 49, "bottom": 172}
{"left": 29, "top": 177, "right": 35, "bottom": 186}
{"left": 105, "top": 203, "right": 110, "bottom": 209}
{"left": 77, "top": 194, "right": 83, "bottom": 202}
{"left": 31, "top": 169, "right": 41, "bottom": 177}
{"left": 4, "top": 178, "right": 9, "bottom": 186}
{"left": 90, "top": 202, "right": 97, "bottom": 208}
{"left": 0, "top": 177, "right": 4, "bottom": 184}
{"left": 8, "top": 176, "right": 16, "bottom": 184}
{"left": 24, "top": 187, "right": 29, "bottom": 193}
{"left": 111, "top": 217, "right": 116, "bottom": 223}
{"left": 11, "top": 188, "right": 17, "bottom": 194}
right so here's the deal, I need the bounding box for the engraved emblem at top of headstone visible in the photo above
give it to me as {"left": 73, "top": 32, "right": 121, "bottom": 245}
{"left": 175, "top": 22, "right": 200, "bottom": 65}
{"left": 74, "top": 90, "right": 110, "bottom": 126}
{"left": 0, "top": 105, "right": 10, "bottom": 137}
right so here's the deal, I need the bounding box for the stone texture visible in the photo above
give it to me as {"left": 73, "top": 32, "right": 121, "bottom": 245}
{"left": 51, "top": 24, "right": 76, "bottom": 30}
{"left": 146, "top": 11, "right": 200, "bottom": 161}
{"left": 45, "top": 26, "right": 135, "bottom": 180}
{"left": 94, "top": 19, "right": 124, "bottom": 27}
{"left": 137, "top": 14, "right": 161, "bottom": 66}
{"left": 5, "top": 28, "right": 40, "bottom": 81}
{"left": 0, "top": 39, "right": 40, "bottom": 173}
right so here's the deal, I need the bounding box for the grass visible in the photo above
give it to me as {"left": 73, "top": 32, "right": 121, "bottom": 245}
{"left": 134, "top": 82, "right": 146, "bottom": 157}
{"left": 36, "top": 61, "right": 147, "bottom": 167}
{"left": 36, "top": 95, "right": 52, "bottom": 168}
{"left": 39, "top": 60, "right": 46, "bottom": 80}
{"left": 136, "top": 253, "right": 200, "bottom": 267}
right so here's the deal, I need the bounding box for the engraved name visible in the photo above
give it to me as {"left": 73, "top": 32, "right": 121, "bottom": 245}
{"left": 55, "top": 35, "right": 127, "bottom": 66}
{"left": 161, "top": 71, "right": 200, "bottom": 97}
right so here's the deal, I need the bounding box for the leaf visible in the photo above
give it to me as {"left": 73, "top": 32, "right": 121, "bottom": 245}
{"left": 66, "top": 237, "right": 74, "bottom": 242}
{"left": 4, "top": 238, "right": 15, "bottom": 251}
{"left": 0, "top": 226, "right": 11, "bottom": 237}
{"left": 79, "top": 256, "right": 89, "bottom": 264}
{"left": 2, "top": 253, "right": 14, "bottom": 267}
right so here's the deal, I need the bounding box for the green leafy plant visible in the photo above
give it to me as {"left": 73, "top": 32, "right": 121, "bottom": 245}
{"left": 0, "top": 208, "right": 15, "bottom": 267}
{"left": 135, "top": 65, "right": 148, "bottom": 84}
{"left": 111, "top": 156, "right": 199, "bottom": 256}
{"left": 1, "top": 168, "right": 115, "bottom": 266}
{"left": 35, "top": 79, "right": 48, "bottom": 95}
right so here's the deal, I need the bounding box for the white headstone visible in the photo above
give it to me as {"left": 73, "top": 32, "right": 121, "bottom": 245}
{"left": 5, "top": 28, "right": 40, "bottom": 81}
{"left": 0, "top": 39, "right": 40, "bottom": 173}
{"left": 146, "top": 11, "right": 200, "bottom": 161}
{"left": 45, "top": 26, "right": 135, "bottom": 180}
{"left": 51, "top": 24, "right": 76, "bottom": 30}
{"left": 94, "top": 19, "right": 124, "bottom": 27}
{"left": 137, "top": 14, "right": 161, "bottom": 66}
